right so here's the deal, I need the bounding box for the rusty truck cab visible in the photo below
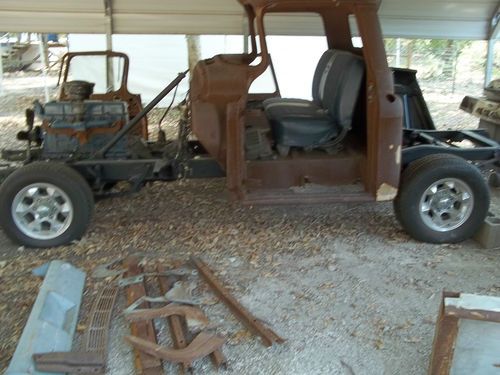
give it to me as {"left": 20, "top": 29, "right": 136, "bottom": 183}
{"left": 190, "top": 0, "right": 403, "bottom": 204}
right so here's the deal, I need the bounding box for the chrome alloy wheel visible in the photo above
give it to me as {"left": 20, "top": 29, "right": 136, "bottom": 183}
{"left": 11, "top": 183, "right": 74, "bottom": 240}
{"left": 419, "top": 178, "right": 474, "bottom": 232}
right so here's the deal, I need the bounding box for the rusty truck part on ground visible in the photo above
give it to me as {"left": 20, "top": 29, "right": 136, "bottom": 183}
{"left": 125, "top": 332, "right": 226, "bottom": 364}
{"left": 6, "top": 261, "right": 86, "bottom": 375}
{"left": 125, "top": 304, "right": 209, "bottom": 327}
{"left": 156, "top": 264, "right": 227, "bottom": 372}
{"left": 157, "top": 266, "right": 194, "bottom": 373}
{"left": 85, "top": 285, "right": 119, "bottom": 355}
{"left": 123, "top": 256, "right": 163, "bottom": 375}
{"left": 191, "top": 257, "right": 285, "bottom": 347}
{"left": 34, "top": 285, "right": 119, "bottom": 374}
{"left": 33, "top": 352, "right": 105, "bottom": 374}
{"left": 429, "top": 291, "right": 500, "bottom": 375}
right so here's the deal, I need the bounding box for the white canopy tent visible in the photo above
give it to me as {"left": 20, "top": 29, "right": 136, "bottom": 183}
{"left": 0, "top": 0, "right": 499, "bottom": 89}
{"left": 0, "top": 0, "right": 498, "bottom": 39}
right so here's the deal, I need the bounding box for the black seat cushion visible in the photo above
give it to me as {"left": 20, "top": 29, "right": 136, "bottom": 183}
{"left": 263, "top": 49, "right": 364, "bottom": 149}
{"left": 264, "top": 98, "right": 339, "bottom": 147}
{"left": 264, "top": 98, "right": 325, "bottom": 119}
{"left": 272, "top": 114, "right": 339, "bottom": 148}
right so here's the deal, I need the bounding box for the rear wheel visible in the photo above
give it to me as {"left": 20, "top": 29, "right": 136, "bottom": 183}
{"left": 0, "top": 162, "right": 94, "bottom": 248}
{"left": 394, "top": 154, "right": 489, "bottom": 243}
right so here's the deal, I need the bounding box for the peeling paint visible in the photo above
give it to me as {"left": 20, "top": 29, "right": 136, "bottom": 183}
{"left": 376, "top": 183, "right": 398, "bottom": 201}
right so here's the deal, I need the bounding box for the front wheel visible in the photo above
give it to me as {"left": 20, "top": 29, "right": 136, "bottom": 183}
{"left": 394, "top": 154, "right": 490, "bottom": 243}
{"left": 0, "top": 162, "right": 94, "bottom": 248}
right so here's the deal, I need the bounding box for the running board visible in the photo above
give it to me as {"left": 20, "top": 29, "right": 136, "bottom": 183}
{"left": 243, "top": 186, "right": 373, "bottom": 205}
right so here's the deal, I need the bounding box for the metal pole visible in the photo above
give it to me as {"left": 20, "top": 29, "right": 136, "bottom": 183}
{"left": 93, "top": 70, "right": 189, "bottom": 158}
{"left": 0, "top": 42, "right": 4, "bottom": 96}
{"left": 395, "top": 38, "right": 401, "bottom": 67}
{"left": 38, "top": 34, "right": 50, "bottom": 102}
{"left": 243, "top": 15, "right": 249, "bottom": 54}
{"left": 485, "top": 39, "right": 495, "bottom": 87}
{"left": 104, "top": 0, "right": 114, "bottom": 91}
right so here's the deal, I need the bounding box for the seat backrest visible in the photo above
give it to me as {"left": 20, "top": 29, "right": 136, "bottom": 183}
{"left": 313, "top": 49, "right": 365, "bottom": 129}
{"left": 311, "top": 50, "right": 336, "bottom": 104}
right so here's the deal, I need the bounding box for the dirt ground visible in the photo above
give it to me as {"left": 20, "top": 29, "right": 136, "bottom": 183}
{"left": 0, "top": 74, "right": 499, "bottom": 375}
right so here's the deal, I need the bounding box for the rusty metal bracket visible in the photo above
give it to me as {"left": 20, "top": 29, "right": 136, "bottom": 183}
{"left": 429, "top": 291, "right": 500, "bottom": 374}
{"left": 125, "top": 304, "right": 209, "bottom": 328}
{"left": 123, "top": 256, "right": 163, "bottom": 375}
{"left": 123, "top": 295, "right": 169, "bottom": 315}
{"left": 157, "top": 266, "right": 193, "bottom": 374}
{"left": 125, "top": 332, "right": 226, "bottom": 364}
{"left": 191, "top": 257, "right": 285, "bottom": 347}
{"left": 33, "top": 352, "right": 105, "bottom": 374}
{"left": 119, "top": 275, "right": 145, "bottom": 287}
{"left": 91, "top": 254, "right": 145, "bottom": 279}
{"left": 118, "top": 269, "right": 196, "bottom": 288}
{"left": 165, "top": 280, "right": 200, "bottom": 305}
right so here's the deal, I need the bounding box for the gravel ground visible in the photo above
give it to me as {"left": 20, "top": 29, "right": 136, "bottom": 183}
{"left": 1, "top": 74, "right": 499, "bottom": 375}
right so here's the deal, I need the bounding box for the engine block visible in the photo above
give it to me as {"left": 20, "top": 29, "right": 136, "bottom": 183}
{"left": 35, "top": 100, "right": 132, "bottom": 158}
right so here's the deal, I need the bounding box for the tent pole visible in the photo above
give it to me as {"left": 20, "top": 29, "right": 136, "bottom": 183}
{"left": 243, "top": 15, "right": 249, "bottom": 54}
{"left": 104, "top": 0, "right": 114, "bottom": 91}
{"left": 0, "top": 42, "right": 4, "bottom": 96}
{"left": 38, "top": 34, "right": 50, "bottom": 102}
{"left": 485, "top": 4, "right": 499, "bottom": 87}
{"left": 485, "top": 39, "right": 495, "bottom": 87}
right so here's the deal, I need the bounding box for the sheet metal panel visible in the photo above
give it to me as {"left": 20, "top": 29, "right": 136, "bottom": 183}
{"left": 0, "top": 11, "right": 106, "bottom": 33}
{"left": 112, "top": 14, "right": 245, "bottom": 35}
{"left": 113, "top": 0, "right": 242, "bottom": 14}
{"left": 380, "top": 18, "right": 491, "bottom": 40}
{"left": 5, "top": 261, "right": 86, "bottom": 375}
{"left": 0, "top": 0, "right": 103, "bottom": 12}
{"left": 0, "top": 0, "right": 497, "bottom": 39}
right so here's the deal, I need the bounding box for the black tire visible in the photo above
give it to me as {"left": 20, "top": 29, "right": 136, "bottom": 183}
{"left": 0, "top": 162, "right": 94, "bottom": 248}
{"left": 394, "top": 154, "right": 489, "bottom": 243}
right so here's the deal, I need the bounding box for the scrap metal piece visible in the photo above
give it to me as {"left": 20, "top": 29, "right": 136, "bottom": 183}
{"left": 6, "top": 261, "right": 86, "bottom": 375}
{"left": 209, "top": 348, "right": 228, "bottom": 370}
{"left": 32, "top": 262, "right": 50, "bottom": 277}
{"left": 165, "top": 280, "right": 200, "bottom": 305}
{"left": 123, "top": 295, "right": 170, "bottom": 315}
{"left": 445, "top": 294, "right": 500, "bottom": 323}
{"left": 91, "top": 253, "right": 148, "bottom": 279}
{"left": 33, "top": 352, "right": 105, "bottom": 373}
{"left": 118, "top": 268, "right": 195, "bottom": 287}
{"left": 157, "top": 266, "right": 193, "bottom": 374}
{"left": 429, "top": 292, "right": 500, "bottom": 375}
{"left": 125, "top": 332, "right": 226, "bottom": 364}
{"left": 191, "top": 257, "right": 285, "bottom": 347}
{"left": 125, "top": 304, "right": 209, "bottom": 328}
{"left": 123, "top": 256, "right": 163, "bottom": 375}
{"left": 157, "top": 265, "right": 228, "bottom": 371}
{"left": 119, "top": 275, "right": 145, "bottom": 288}
{"left": 85, "top": 285, "right": 119, "bottom": 355}
{"left": 92, "top": 259, "right": 127, "bottom": 279}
